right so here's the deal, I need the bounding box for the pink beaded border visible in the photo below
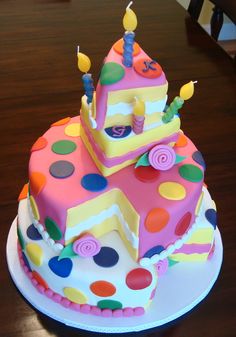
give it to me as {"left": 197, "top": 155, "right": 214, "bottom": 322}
{"left": 17, "top": 243, "right": 145, "bottom": 318}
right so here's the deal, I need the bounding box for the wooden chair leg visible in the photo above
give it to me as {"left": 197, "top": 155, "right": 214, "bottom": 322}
{"left": 211, "top": 6, "right": 224, "bottom": 40}
{"left": 188, "top": 0, "right": 204, "bottom": 20}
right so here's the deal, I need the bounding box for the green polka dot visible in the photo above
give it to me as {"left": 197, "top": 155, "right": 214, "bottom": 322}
{"left": 179, "top": 164, "right": 203, "bottom": 182}
{"left": 17, "top": 225, "right": 25, "bottom": 250}
{"left": 100, "top": 62, "right": 125, "bottom": 85}
{"left": 51, "top": 140, "right": 77, "bottom": 155}
{"left": 45, "top": 217, "right": 62, "bottom": 240}
{"left": 97, "top": 299, "right": 123, "bottom": 310}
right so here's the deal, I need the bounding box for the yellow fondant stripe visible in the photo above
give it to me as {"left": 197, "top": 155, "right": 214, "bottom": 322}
{"left": 195, "top": 191, "right": 204, "bottom": 216}
{"left": 169, "top": 253, "right": 208, "bottom": 262}
{"left": 186, "top": 228, "right": 214, "bottom": 244}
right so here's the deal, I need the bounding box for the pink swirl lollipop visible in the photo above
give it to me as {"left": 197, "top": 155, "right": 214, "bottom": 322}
{"left": 73, "top": 234, "right": 101, "bottom": 257}
{"left": 148, "top": 144, "right": 176, "bottom": 171}
{"left": 156, "top": 258, "right": 168, "bottom": 276}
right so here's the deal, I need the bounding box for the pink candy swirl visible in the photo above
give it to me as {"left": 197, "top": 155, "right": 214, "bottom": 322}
{"left": 73, "top": 234, "right": 101, "bottom": 257}
{"left": 148, "top": 145, "right": 176, "bottom": 171}
{"left": 156, "top": 258, "right": 169, "bottom": 276}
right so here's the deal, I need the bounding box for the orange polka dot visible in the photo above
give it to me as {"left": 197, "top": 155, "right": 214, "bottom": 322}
{"left": 32, "top": 271, "right": 49, "bottom": 289}
{"left": 145, "top": 208, "right": 170, "bottom": 233}
{"left": 29, "top": 172, "right": 46, "bottom": 196}
{"left": 134, "top": 58, "right": 162, "bottom": 79}
{"left": 51, "top": 117, "right": 71, "bottom": 127}
{"left": 90, "top": 281, "right": 116, "bottom": 297}
{"left": 113, "top": 38, "right": 140, "bottom": 56}
{"left": 18, "top": 183, "right": 28, "bottom": 201}
{"left": 31, "top": 137, "right": 47, "bottom": 152}
{"left": 175, "top": 133, "right": 188, "bottom": 147}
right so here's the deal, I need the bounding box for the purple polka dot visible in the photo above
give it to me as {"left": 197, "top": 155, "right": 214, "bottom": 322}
{"left": 26, "top": 224, "right": 42, "bottom": 240}
{"left": 49, "top": 160, "right": 75, "bottom": 179}
{"left": 192, "top": 151, "right": 206, "bottom": 170}
{"left": 93, "top": 247, "right": 119, "bottom": 267}
{"left": 143, "top": 245, "right": 165, "bottom": 258}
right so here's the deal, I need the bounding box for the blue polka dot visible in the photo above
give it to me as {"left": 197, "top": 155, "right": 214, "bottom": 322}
{"left": 81, "top": 174, "right": 108, "bottom": 192}
{"left": 26, "top": 224, "right": 42, "bottom": 240}
{"left": 192, "top": 151, "right": 206, "bottom": 170}
{"left": 93, "top": 247, "right": 119, "bottom": 267}
{"left": 22, "top": 252, "right": 32, "bottom": 271}
{"left": 143, "top": 245, "right": 165, "bottom": 258}
{"left": 48, "top": 256, "right": 72, "bottom": 278}
{"left": 205, "top": 209, "right": 217, "bottom": 229}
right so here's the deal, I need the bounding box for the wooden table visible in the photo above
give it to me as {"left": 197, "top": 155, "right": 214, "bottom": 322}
{"left": 0, "top": 0, "right": 235, "bottom": 336}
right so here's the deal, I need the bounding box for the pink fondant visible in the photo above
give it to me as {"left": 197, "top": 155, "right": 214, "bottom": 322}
{"left": 156, "top": 258, "right": 169, "bottom": 276}
{"left": 94, "top": 41, "right": 167, "bottom": 130}
{"left": 123, "top": 307, "right": 133, "bottom": 317}
{"left": 29, "top": 116, "right": 203, "bottom": 258}
{"left": 37, "top": 285, "right": 45, "bottom": 294}
{"left": 73, "top": 234, "right": 101, "bottom": 257}
{"left": 134, "top": 307, "right": 145, "bottom": 316}
{"left": 61, "top": 298, "right": 71, "bottom": 308}
{"left": 91, "top": 306, "right": 102, "bottom": 316}
{"left": 80, "top": 304, "right": 91, "bottom": 314}
{"left": 102, "top": 309, "right": 113, "bottom": 317}
{"left": 70, "top": 303, "right": 81, "bottom": 312}
{"left": 52, "top": 294, "right": 62, "bottom": 303}
{"left": 173, "top": 243, "right": 212, "bottom": 254}
{"left": 45, "top": 289, "right": 54, "bottom": 298}
{"left": 112, "top": 309, "right": 123, "bottom": 317}
{"left": 150, "top": 287, "right": 157, "bottom": 300}
{"left": 80, "top": 116, "right": 179, "bottom": 167}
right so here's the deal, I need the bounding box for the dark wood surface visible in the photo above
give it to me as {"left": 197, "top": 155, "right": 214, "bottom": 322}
{"left": 1, "top": 1, "right": 235, "bottom": 336}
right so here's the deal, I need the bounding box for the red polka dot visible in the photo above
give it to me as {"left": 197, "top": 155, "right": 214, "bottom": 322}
{"left": 134, "top": 58, "right": 162, "bottom": 79}
{"left": 145, "top": 208, "right": 170, "bottom": 233}
{"left": 31, "top": 137, "right": 48, "bottom": 152}
{"left": 51, "top": 117, "right": 71, "bottom": 127}
{"left": 134, "top": 166, "right": 160, "bottom": 183}
{"left": 175, "top": 212, "right": 192, "bottom": 236}
{"left": 126, "top": 268, "right": 152, "bottom": 290}
{"left": 32, "top": 271, "right": 49, "bottom": 289}
{"left": 175, "top": 133, "right": 188, "bottom": 147}
{"left": 29, "top": 172, "right": 46, "bottom": 196}
{"left": 113, "top": 38, "right": 140, "bottom": 56}
{"left": 90, "top": 281, "right": 116, "bottom": 297}
{"left": 18, "top": 183, "right": 28, "bottom": 201}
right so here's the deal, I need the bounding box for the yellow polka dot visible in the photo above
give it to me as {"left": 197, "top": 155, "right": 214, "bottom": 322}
{"left": 65, "top": 123, "right": 80, "bottom": 137}
{"left": 63, "top": 287, "right": 88, "bottom": 304}
{"left": 26, "top": 243, "right": 43, "bottom": 266}
{"left": 158, "top": 182, "right": 186, "bottom": 201}
{"left": 195, "top": 191, "right": 204, "bottom": 215}
{"left": 30, "top": 195, "right": 40, "bottom": 220}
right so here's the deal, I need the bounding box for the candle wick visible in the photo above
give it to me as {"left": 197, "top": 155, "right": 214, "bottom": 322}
{"left": 77, "top": 45, "right": 80, "bottom": 54}
{"left": 193, "top": 80, "right": 198, "bottom": 84}
{"left": 126, "top": 1, "right": 133, "bottom": 10}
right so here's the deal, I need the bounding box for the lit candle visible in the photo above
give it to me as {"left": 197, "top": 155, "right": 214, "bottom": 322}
{"left": 122, "top": 2, "right": 137, "bottom": 67}
{"left": 77, "top": 46, "right": 94, "bottom": 104}
{"left": 133, "top": 97, "right": 145, "bottom": 134}
{"left": 162, "top": 81, "right": 197, "bottom": 124}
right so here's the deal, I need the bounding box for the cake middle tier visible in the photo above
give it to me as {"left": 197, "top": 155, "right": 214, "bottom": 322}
{"left": 28, "top": 116, "right": 205, "bottom": 263}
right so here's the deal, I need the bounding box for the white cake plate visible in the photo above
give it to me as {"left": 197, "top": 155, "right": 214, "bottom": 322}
{"left": 7, "top": 217, "right": 223, "bottom": 333}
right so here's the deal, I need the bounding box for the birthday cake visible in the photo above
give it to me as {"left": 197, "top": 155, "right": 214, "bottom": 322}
{"left": 16, "top": 4, "right": 217, "bottom": 318}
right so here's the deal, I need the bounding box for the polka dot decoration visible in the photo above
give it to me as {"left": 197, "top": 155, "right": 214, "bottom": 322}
{"left": 63, "top": 287, "right": 88, "bottom": 304}
{"left": 192, "top": 151, "right": 206, "bottom": 170}
{"left": 49, "top": 160, "right": 75, "bottom": 179}
{"left": 29, "top": 172, "right": 46, "bottom": 195}
{"left": 26, "top": 224, "right": 42, "bottom": 240}
{"left": 195, "top": 191, "right": 204, "bottom": 215}
{"left": 51, "top": 117, "right": 71, "bottom": 127}
{"left": 81, "top": 173, "right": 108, "bottom": 192}
{"left": 31, "top": 137, "right": 48, "bottom": 152}
{"left": 64, "top": 123, "right": 80, "bottom": 137}
{"left": 126, "top": 268, "right": 153, "bottom": 290}
{"left": 48, "top": 256, "right": 73, "bottom": 278}
{"left": 158, "top": 182, "right": 186, "bottom": 201}
{"left": 90, "top": 281, "right": 116, "bottom": 297}
{"left": 22, "top": 252, "right": 32, "bottom": 271}
{"left": 175, "top": 212, "right": 192, "bottom": 236}
{"left": 179, "top": 164, "right": 203, "bottom": 182}
{"left": 143, "top": 245, "right": 165, "bottom": 258}
{"left": 134, "top": 166, "right": 160, "bottom": 183}
{"left": 32, "top": 271, "right": 49, "bottom": 289}
{"left": 113, "top": 38, "right": 141, "bottom": 56}
{"left": 205, "top": 209, "right": 217, "bottom": 229}
{"left": 175, "top": 133, "right": 188, "bottom": 147}
{"left": 134, "top": 58, "right": 162, "bottom": 79}
{"left": 93, "top": 247, "right": 119, "bottom": 268}
{"left": 45, "top": 216, "right": 63, "bottom": 240}
{"left": 100, "top": 62, "right": 125, "bottom": 85}
{"left": 51, "top": 140, "right": 77, "bottom": 155}
{"left": 145, "top": 208, "right": 170, "bottom": 233}
{"left": 97, "top": 300, "right": 123, "bottom": 310}
{"left": 18, "top": 183, "right": 28, "bottom": 201}
{"left": 17, "top": 225, "right": 25, "bottom": 250}
{"left": 30, "top": 196, "right": 40, "bottom": 220}
{"left": 26, "top": 243, "right": 43, "bottom": 266}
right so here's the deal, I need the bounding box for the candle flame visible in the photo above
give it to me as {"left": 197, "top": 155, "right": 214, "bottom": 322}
{"left": 179, "top": 81, "right": 196, "bottom": 101}
{"left": 133, "top": 97, "right": 145, "bottom": 116}
{"left": 77, "top": 51, "right": 91, "bottom": 73}
{"left": 123, "top": 2, "right": 137, "bottom": 32}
